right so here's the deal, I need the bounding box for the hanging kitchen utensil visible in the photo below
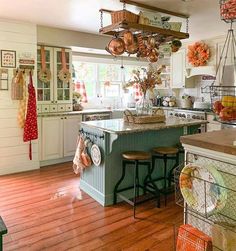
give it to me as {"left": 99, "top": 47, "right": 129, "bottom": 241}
{"left": 125, "top": 35, "right": 139, "bottom": 54}
{"left": 91, "top": 144, "right": 102, "bottom": 166}
{"left": 58, "top": 48, "right": 71, "bottom": 83}
{"left": 17, "top": 72, "right": 27, "bottom": 128}
{"left": 38, "top": 46, "right": 51, "bottom": 83}
{"left": 11, "top": 70, "right": 23, "bottom": 100}
{"left": 23, "top": 72, "right": 38, "bottom": 160}
{"left": 122, "top": 30, "right": 134, "bottom": 46}
{"left": 107, "top": 36, "right": 125, "bottom": 56}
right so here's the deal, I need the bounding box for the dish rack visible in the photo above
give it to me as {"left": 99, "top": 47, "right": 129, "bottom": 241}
{"left": 174, "top": 152, "right": 236, "bottom": 250}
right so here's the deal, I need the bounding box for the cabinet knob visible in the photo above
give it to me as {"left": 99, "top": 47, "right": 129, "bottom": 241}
{"left": 64, "top": 117, "right": 67, "bottom": 119}
{"left": 61, "top": 117, "right": 63, "bottom": 120}
{"left": 55, "top": 101, "right": 57, "bottom": 103}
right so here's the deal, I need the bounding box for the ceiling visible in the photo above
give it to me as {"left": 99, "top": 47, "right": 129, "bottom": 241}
{"left": 0, "top": 0, "right": 230, "bottom": 41}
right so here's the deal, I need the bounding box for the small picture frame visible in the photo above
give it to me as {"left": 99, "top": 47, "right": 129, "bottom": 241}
{"left": 0, "top": 68, "right": 8, "bottom": 90}
{"left": 1, "top": 50, "right": 16, "bottom": 68}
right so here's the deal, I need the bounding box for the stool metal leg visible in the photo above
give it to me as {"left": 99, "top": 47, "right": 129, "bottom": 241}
{"left": 133, "top": 160, "right": 139, "bottom": 218}
{"left": 114, "top": 160, "right": 127, "bottom": 204}
{"left": 144, "top": 155, "right": 155, "bottom": 193}
{"left": 163, "top": 154, "right": 167, "bottom": 207}
{"left": 168, "top": 153, "right": 179, "bottom": 187}
{"left": 147, "top": 162, "right": 161, "bottom": 208}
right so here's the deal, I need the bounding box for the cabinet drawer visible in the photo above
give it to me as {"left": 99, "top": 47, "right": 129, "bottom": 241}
{"left": 50, "top": 105, "right": 58, "bottom": 113}
{"left": 65, "top": 104, "right": 73, "bottom": 112}
{"left": 58, "top": 104, "right": 65, "bottom": 112}
{"left": 41, "top": 105, "right": 50, "bottom": 113}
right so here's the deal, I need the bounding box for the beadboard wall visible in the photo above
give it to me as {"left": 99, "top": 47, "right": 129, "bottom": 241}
{"left": 0, "top": 19, "right": 39, "bottom": 175}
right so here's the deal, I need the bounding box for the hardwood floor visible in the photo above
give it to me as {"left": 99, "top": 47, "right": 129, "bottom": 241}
{"left": 0, "top": 162, "right": 183, "bottom": 251}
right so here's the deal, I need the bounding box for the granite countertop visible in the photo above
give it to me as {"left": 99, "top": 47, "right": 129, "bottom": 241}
{"left": 38, "top": 109, "right": 112, "bottom": 117}
{"left": 181, "top": 128, "right": 236, "bottom": 156}
{"left": 81, "top": 117, "right": 207, "bottom": 135}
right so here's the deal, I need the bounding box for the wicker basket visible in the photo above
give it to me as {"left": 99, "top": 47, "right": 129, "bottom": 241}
{"left": 123, "top": 109, "right": 166, "bottom": 124}
{"left": 111, "top": 10, "right": 139, "bottom": 24}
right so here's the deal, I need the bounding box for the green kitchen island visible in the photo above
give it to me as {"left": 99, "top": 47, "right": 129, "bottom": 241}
{"left": 79, "top": 117, "right": 206, "bottom": 206}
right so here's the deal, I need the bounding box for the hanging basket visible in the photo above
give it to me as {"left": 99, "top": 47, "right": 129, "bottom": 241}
{"left": 111, "top": 10, "right": 139, "bottom": 24}
{"left": 220, "top": 0, "right": 236, "bottom": 23}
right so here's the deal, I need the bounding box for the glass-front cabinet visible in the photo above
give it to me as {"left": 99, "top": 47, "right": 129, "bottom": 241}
{"left": 37, "top": 46, "right": 72, "bottom": 113}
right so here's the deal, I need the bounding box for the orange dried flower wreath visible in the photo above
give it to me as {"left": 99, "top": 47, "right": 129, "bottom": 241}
{"left": 187, "top": 41, "right": 210, "bottom": 67}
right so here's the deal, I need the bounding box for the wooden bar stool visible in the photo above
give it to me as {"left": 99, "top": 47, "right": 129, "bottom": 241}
{"left": 0, "top": 216, "right": 7, "bottom": 251}
{"left": 113, "top": 151, "right": 160, "bottom": 218}
{"left": 144, "top": 146, "right": 179, "bottom": 207}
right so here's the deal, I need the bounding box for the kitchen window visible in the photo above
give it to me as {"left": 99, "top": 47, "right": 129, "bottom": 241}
{"left": 72, "top": 55, "right": 147, "bottom": 101}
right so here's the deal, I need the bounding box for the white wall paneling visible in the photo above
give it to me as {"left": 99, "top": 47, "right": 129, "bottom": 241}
{"left": 0, "top": 19, "right": 39, "bottom": 175}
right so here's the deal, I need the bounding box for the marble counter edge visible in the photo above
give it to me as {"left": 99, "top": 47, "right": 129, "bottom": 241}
{"left": 37, "top": 109, "right": 112, "bottom": 117}
{"left": 81, "top": 119, "right": 207, "bottom": 135}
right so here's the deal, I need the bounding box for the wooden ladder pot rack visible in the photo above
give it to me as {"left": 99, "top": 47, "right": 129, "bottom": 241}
{"left": 99, "top": 0, "right": 190, "bottom": 41}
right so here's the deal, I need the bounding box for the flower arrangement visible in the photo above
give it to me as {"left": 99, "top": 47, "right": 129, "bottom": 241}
{"left": 124, "top": 65, "right": 164, "bottom": 96}
{"left": 187, "top": 41, "right": 210, "bottom": 67}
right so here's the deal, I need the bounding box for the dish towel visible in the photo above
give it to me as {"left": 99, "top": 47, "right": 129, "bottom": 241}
{"left": 176, "top": 224, "right": 213, "bottom": 251}
{"left": 73, "top": 135, "right": 86, "bottom": 175}
{"left": 212, "top": 223, "right": 236, "bottom": 251}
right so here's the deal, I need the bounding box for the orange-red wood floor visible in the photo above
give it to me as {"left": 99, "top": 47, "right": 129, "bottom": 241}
{"left": 0, "top": 162, "right": 183, "bottom": 251}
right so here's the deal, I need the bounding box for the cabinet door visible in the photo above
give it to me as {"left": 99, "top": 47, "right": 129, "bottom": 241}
{"left": 63, "top": 115, "right": 82, "bottom": 157}
{"left": 42, "top": 117, "right": 63, "bottom": 160}
{"left": 171, "top": 49, "right": 186, "bottom": 88}
{"left": 53, "top": 48, "right": 72, "bottom": 104}
{"left": 37, "top": 46, "right": 54, "bottom": 104}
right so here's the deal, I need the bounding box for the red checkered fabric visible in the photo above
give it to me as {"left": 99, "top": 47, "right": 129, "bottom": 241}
{"left": 133, "top": 83, "right": 143, "bottom": 101}
{"left": 176, "top": 224, "right": 213, "bottom": 251}
{"left": 75, "top": 81, "right": 88, "bottom": 103}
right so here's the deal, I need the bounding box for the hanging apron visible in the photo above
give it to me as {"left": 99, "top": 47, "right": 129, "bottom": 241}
{"left": 23, "top": 72, "right": 38, "bottom": 160}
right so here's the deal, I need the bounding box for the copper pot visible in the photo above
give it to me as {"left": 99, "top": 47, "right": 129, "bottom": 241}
{"left": 107, "top": 37, "right": 125, "bottom": 56}
{"left": 123, "top": 30, "right": 134, "bottom": 46}
{"left": 125, "top": 36, "right": 138, "bottom": 54}
{"left": 148, "top": 50, "right": 159, "bottom": 63}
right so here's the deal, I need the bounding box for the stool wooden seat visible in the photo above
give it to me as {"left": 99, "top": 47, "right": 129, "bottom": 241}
{"left": 114, "top": 151, "right": 160, "bottom": 218}
{"left": 122, "top": 151, "right": 151, "bottom": 161}
{"left": 153, "top": 147, "right": 179, "bottom": 155}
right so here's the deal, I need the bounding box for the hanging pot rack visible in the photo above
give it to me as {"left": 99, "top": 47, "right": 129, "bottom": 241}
{"left": 99, "top": 0, "right": 190, "bottom": 40}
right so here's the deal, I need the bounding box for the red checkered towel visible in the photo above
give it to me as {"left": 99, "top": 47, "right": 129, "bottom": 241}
{"left": 133, "top": 83, "right": 143, "bottom": 101}
{"left": 75, "top": 81, "right": 88, "bottom": 102}
{"left": 176, "top": 224, "right": 213, "bottom": 251}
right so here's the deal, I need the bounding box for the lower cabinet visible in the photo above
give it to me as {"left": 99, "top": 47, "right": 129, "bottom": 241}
{"left": 40, "top": 115, "right": 82, "bottom": 161}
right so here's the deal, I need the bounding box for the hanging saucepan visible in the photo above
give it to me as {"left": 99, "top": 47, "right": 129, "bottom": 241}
{"left": 122, "top": 30, "right": 134, "bottom": 46}
{"left": 125, "top": 35, "right": 139, "bottom": 54}
{"left": 107, "top": 37, "right": 125, "bottom": 56}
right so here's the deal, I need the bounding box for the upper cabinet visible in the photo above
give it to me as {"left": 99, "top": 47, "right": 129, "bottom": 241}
{"left": 37, "top": 46, "right": 72, "bottom": 113}
{"left": 170, "top": 49, "right": 186, "bottom": 88}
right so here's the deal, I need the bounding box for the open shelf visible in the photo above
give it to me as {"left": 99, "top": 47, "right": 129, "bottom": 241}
{"left": 99, "top": 21, "right": 189, "bottom": 40}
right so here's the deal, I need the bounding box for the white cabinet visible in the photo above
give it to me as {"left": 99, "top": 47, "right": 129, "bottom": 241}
{"left": 63, "top": 116, "right": 82, "bottom": 157}
{"left": 41, "top": 117, "right": 63, "bottom": 160}
{"left": 171, "top": 49, "right": 186, "bottom": 88}
{"left": 37, "top": 46, "right": 73, "bottom": 113}
{"left": 40, "top": 115, "right": 82, "bottom": 161}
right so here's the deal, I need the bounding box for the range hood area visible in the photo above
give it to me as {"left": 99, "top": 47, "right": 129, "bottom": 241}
{"left": 185, "top": 66, "right": 216, "bottom": 78}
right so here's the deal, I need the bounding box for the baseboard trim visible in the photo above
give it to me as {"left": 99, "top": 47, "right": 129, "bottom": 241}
{"left": 40, "top": 156, "right": 73, "bottom": 167}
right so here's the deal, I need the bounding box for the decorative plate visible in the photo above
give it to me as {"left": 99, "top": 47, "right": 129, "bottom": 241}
{"left": 179, "top": 163, "right": 227, "bottom": 215}
{"left": 91, "top": 144, "right": 101, "bottom": 166}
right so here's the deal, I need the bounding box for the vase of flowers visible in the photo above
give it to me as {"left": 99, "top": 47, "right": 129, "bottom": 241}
{"left": 135, "top": 91, "right": 153, "bottom": 116}
{"left": 124, "top": 65, "right": 164, "bottom": 116}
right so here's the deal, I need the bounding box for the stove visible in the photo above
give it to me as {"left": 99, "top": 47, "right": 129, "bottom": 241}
{"left": 169, "top": 108, "right": 207, "bottom": 133}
